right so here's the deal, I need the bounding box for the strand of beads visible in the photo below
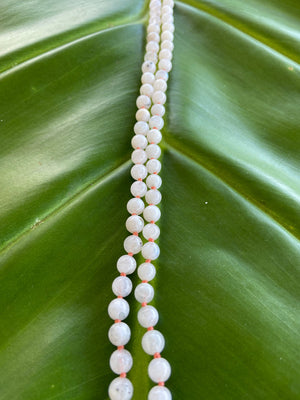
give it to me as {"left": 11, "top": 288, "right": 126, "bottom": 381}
{"left": 107, "top": 1, "right": 164, "bottom": 399}
{"left": 134, "top": 1, "right": 174, "bottom": 400}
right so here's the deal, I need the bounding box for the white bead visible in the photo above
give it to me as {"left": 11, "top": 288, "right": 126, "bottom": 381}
{"left": 143, "top": 223, "right": 160, "bottom": 240}
{"left": 147, "top": 32, "right": 160, "bottom": 42}
{"left": 150, "top": 0, "right": 161, "bottom": 8}
{"left": 146, "top": 159, "right": 162, "bottom": 174}
{"left": 136, "top": 109, "right": 150, "bottom": 122}
{"left": 152, "top": 91, "right": 166, "bottom": 105}
{"left": 146, "top": 174, "right": 162, "bottom": 189}
{"left": 127, "top": 198, "right": 145, "bottom": 215}
{"left": 130, "top": 181, "right": 147, "bottom": 197}
{"left": 161, "top": 13, "right": 174, "bottom": 24}
{"left": 126, "top": 215, "right": 144, "bottom": 233}
{"left": 163, "top": 0, "right": 174, "bottom": 7}
{"left": 161, "top": 31, "right": 173, "bottom": 42}
{"left": 108, "top": 298, "right": 130, "bottom": 320}
{"left": 149, "top": 17, "right": 160, "bottom": 25}
{"left": 161, "top": 40, "right": 174, "bottom": 51}
{"left": 124, "top": 235, "right": 143, "bottom": 254}
{"left": 145, "top": 52, "right": 158, "bottom": 63}
{"left": 135, "top": 283, "right": 154, "bottom": 303}
{"left": 134, "top": 121, "right": 149, "bottom": 135}
{"left": 147, "top": 129, "right": 162, "bottom": 144}
{"left": 159, "top": 49, "right": 172, "bottom": 60}
{"left": 149, "top": 116, "right": 164, "bottom": 131}
{"left": 117, "top": 255, "right": 137, "bottom": 274}
{"left": 151, "top": 104, "right": 165, "bottom": 117}
{"left": 158, "top": 59, "right": 172, "bottom": 72}
{"left": 147, "top": 24, "right": 160, "bottom": 34}
{"left": 154, "top": 79, "right": 167, "bottom": 92}
{"left": 155, "top": 70, "right": 169, "bottom": 81}
{"left": 142, "top": 330, "right": 165, "bottom": 355}
{"left": 146, "top": 144, "right": 161, "bottom": 159}
{"left": 162, "top": 23, "right": 174, "bottom": 33}
{"left": 145, "top": 189, "right": 162, "bottom": 205}
{"left": 142, "top": 242, "right": 160, "bottom": 260}
{"left": 162, "top": 5, "right": 172, "bottom": 14}
{"left": 148, "top": 358, "right": 171, "bottom": 383}
{"left": 140, "top": 83, "right": 154, "bottom": 97}
{"left": 131, "top": 134, "right": 148, "bottom": 149}
{"left": 108, "top": 377, "right": 133, "bottom": 400}
{"left": 131, "top": 164, "right": 147, "bottom": 180}
{"left": 112, "top": 276, "right": 133, "bottom": 297}
{"left": 141, "top": 72, "right": 155, "bottom": 85}
{"left": 148, "top": 385, "right": 172, "bottom": 400}
{"left": 150, "top": 6, "right": 161, "bottom": 16}
{"left": 138, "top": 305, "right": 159, "bottom": 328}
{"left": 143, "top": 205, "right": 161, "bottom": 222}
{"left": 138, "top": 262, "right": 156, "bottom": 281}
{"left": 110, "top": 349, "right": 133, "bottom": 374}
{"left": 108, "top": 322, "right": 131, "bottom": 346}
{"left": 131, "top": 149, "right": 147, "bottom": 164}
{"left": 136, "top": 95, "right": 151, "bottom": 109}
{"left": 146, "top": 41, "right": 160, "bottom": 53}
{"left": 142, "top": 61, "right": 156, "bottom": 74}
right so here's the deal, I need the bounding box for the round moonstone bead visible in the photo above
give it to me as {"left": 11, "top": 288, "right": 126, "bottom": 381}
{"left": 154, "top": 79, "right": 167, "bottom": 92}
{"left": 134, "top": 121, "right": 149, "bottom": 135}
{"left": 145, "top": 52, "right": 158, "bottom": 63}
{"left": 110, "top": 349, "right": 133, "bottom": 374}
{"left": 151, "top": 104, "right": 165, "bottom": 117}
{"left": 127, "top": 198, "right": 145, "bottom": 215}
{"left": 148, "top": 358, "right": 171, "bottom": 383}
{"left": 147, "top": 32, "right": 160, "bottom": 43}
{"left": 146, "top": 159, "right": 162, "bottom": 174}
{"left": 141, "top": 72, "right": 155, "bottom": 85}
{"left": 155, "top": 70, "right": 169, "bottom": 81}
{"left": 159, "top": 49, "right": 172, "bottom": 61}
{"left": 150, "top": 0, "right": 161, "bottom": 8}
{"left": 149, "top": 115, "right": 164, "bottom": 129}
{"left": 126, "top": 215, "right": 144, "bottom": 234}
{"left": 142, "top": 61, "right": 156, "bottom": 73}
{"left": 112, "top": 276, "right": 133, "bottom": 297}
{"left": 108, "top": 322, "right": 131, "bottom": 346}
{"left": 108, "top": 377, "right": 133, "bottom": 400}
{"left": 145, "top": 189, "right": 162, "bottom": 205}
{"left": 117, "top": 255, "right": 137, "bottom": 274}
{"left": 124, "top": 235, "right": 143, "bottom": 254}
{"left": 158, "top": 59, "right": 172, "bottom": 72}
{"left": 146, "top": 41, "right": 160, "bottom": 53}
{"left": 131, "top": 134, "right": 148, "bottom": 149}
{"left": 142, "top": 242, "right": 160, "bottom": 260}
{"left": 131, "top": 164, "right": 147, "bottom": 180}
{"left": 147, "top": 24, "right": 160, "bottom": 34}
{"left": 143, "top": 223, "right": 160, "bottom": 240}
{"left": 142, "top": 330, "right": 165, "bottom": 355}
{"left": 135, "top": 283, "right": 154, "bottom": 303}
{"left": 162, "top": 14, "right": 174, "bottom": 24}
{"left": 148, "top": 385, "right": 172, "bottom": 400}
{"left": 136, "top": 95, "right": 151, "bottom": 109}
{"left": 138, "top": 262, "right": 156, "bottom": 281}
{"left": 149, "top": 16, "right": 160, "bottom": 25}
{"left": 161, "top": 40, "right": 174, "bottom": 51}
{"left": 136, "top": 108, "right": 150, "bottom": 122}
{"left": 147, "top": 129, "right": 162, "bottom": 144}
{"left": 131, "top": 149, "right": 147, "bottom": 164}
{"left": 146, "top": 144, "right": 161, "bottom": 159}
{"left": 161, "top": 31, "right": 174, "bottom": 42}
{"left": 138, "top": 305, "right": 159, "bottom": 328}
{"left": 108, "top": 298, "right": 130, "bottom": 320}
{"left": 162, "top": 5, "right": 173, "bottom": 14}
{"left": 146, "top": 174, "right": 162, "bottom": 189}
{"left": 162, "top": 22, "right": 174, "bottom": 33}
{"left": 152, "top": 91, "right": 166, "bottom": 105}
{"left": 131, "top": 181, "right": 147, "bottom": 197}
{"left": 143, "top": 205, "right": 161, "bottom": 222}
{"left": 164, "top": 0, "right": 174, "bottom": 7}
{"left": 140, "top": 84, "right": 154, "bottom": 97}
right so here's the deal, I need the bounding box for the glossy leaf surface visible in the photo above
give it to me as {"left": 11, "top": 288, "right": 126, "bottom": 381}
{"left": 0, "top": 0, "right": 299, "bottom": 399}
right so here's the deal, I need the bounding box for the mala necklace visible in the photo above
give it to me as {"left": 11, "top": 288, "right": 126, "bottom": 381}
{"left": 107, "top": 0, "right": 174, "bottom": 398}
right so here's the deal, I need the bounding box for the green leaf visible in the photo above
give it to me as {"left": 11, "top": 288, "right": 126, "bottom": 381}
{"left": 0, "top": 0, "right": 299, "bottom": 399}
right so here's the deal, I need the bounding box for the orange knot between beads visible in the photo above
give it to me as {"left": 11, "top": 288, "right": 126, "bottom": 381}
{"left": 147, "top": 326, "right": 154, "bottom": 331}
{"left": 142, "top": 280, "right": 148, "bottom": 283}
{"left": 120, "top": 372, "right": 127, "bottom": 378}
{"left": 117, "top": 295, "right": 123, "bottom": 299}
{"left": 145, "top": 259, "right": 151, "bottom": 263}
{"left": 120, "top": 272, "right": 126, "bottom": 276}
{"left": 128, "top": 252, "right": 133, "bottom": 257}
{"left": 154, "top": 352, "right": 161, "bottom": 359}
{"left": 141, "top": 302, "right": 147, "bottom": 307}
{"left": 117, "top": 345, "right": 124, "bottom": 350}
{"left": 148, "top": 238, "right": 154, "bottom": 242}
{"left": 115, "top": 319, "right": 121, "bottom": 323}
{"left": 158, "top": 382, "right": 165, "bottom": 386}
